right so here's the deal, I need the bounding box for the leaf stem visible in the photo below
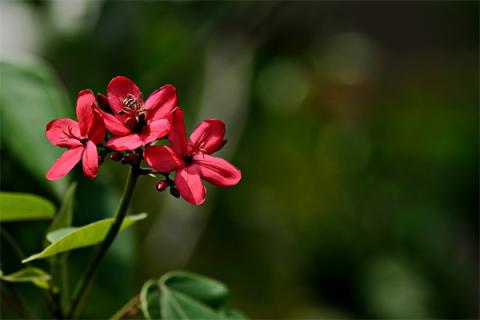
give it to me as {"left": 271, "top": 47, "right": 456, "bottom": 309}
{"left": 109, "top": 294, "right": 140, "bottom": 320}
{"left": 68, "top": 164, "right": 140, "bottom": 318}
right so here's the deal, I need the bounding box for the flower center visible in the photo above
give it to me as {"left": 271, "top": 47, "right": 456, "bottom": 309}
{"left": 118, "top": 94, "right": 147, "bottom": 132}
{"left": 183, "top": 154, "right": 194, "bottom": 164}
{"left": 62, "top": 126, "right": 87, "bottom": 144}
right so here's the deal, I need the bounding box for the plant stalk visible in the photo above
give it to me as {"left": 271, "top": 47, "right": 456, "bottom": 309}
{"left": 109, "top": 294, "right": 140, "bottom": 320}
{"left": 68, "top": 165, "right": 140, "bottom": 318}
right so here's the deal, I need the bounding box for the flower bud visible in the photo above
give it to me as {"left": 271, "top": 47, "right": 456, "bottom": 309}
{"left": 156, "top": 180, "right": 168, "bottom": 192}
{"left": 110, "top": 152, "right": 123, "bottom": 161}
{"left": 122, "top": 152, "right": 137, "bottom": 165}
{"left": 170, "top": 186, "right": 180, "bottom": 198}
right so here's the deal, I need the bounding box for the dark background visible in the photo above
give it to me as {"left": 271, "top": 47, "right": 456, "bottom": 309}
{"left": 1, "top": 1, "right": 478, "bottom": 318}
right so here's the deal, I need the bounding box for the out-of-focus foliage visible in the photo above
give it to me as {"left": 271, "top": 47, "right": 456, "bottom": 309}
{"left": 0, "top": 60, "right": 72, "bottom": 196}
{"left": 0, "top": 267, "right": 51, "bottom": 290}
{"left": 0, "top": 192, "right": 55, "bottom": 222}
{"left": 0, "top": 1, "right": 477, "bottom": 319}
{"left": 47, "top": 183, "right": 76, "bottom": 236}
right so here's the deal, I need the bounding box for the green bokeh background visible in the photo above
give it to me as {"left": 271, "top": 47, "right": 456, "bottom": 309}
{"left": 1, "top": 1, "right": 478, "bottom": 318}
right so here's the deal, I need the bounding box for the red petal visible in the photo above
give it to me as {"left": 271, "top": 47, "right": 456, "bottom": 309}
{"left": 189, "top": 119, "right": 226, "bottom": 154}
{"left": 76, "top": 90, "right": 96, "bottom": 137}
{"left": 45, "top": 118, "right": 82, "bottom": 148}
{"left": 145, "top": 84, "right": 177, "bottom": 121}
{"left": 45, "top": 147, "right": 84, "bottom": 180}
{"left": 168, "top": 108, "right": 188, "bottom": 155}
{"left": 101, "top": 110, "right": 131, "bottom": 136}
{"left": 139, "top": 118, "right": 170, "bottom": 145}
{"left": 88, "top": 108, "right": 106, "bottom": 144}
{"left": 144, "top": 145, "right": 184, "bottom": 173}
{"left": 193, "top": 154, "right": 241, "bottom": 187}
{"left": 175, "top": 166, "right": 206, "bottom": 205}
{"left": 106, "top": 133, "right": 143, "bottom": 151}
{"left": 107, "top": 76, "right": 143, "bottom": 116}
{"left": 82, "top": 141, "right": 98, "bottom": 179}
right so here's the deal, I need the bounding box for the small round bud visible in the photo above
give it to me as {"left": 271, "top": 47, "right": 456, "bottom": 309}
{"left": 170, "top": 186, "right": 180, "bottom": 198}
{"left": 156, "top": 180, "right": 168, "bottom": 192}
{"left": 110, "top": 152, "right": 123, "bottom": 161}
{"left": 122, "top": 152, "right": 137, "bottom": 165}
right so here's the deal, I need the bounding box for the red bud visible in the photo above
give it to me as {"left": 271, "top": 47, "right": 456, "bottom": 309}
{"left": 110, "top": 152, "right": 123, "bottom": 161}
{"left": 156, "top": 180, "right": 168, "bottom": 192}
{"left": 122, "top": 152, "right": 137, "bottom": 165}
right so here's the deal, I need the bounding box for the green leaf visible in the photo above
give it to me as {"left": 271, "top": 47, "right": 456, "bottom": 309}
{"left": 140, "top": 279, "right": 161, "bottom": 320}
{"left": 140, "top": 271, "right": 248, "bottom": 320}
{"left": 0, "top": 267, "right": 51, "bottom": 290}
{"left": 47, "top": 227, "right": 77, "bottom": 243}
{"left": 160, "top": 271, "right": 230, "bottom": 310}
{"left": 0, "top": 58, "right": 72, "bottom": 197}
{"left": 22, "top": 213, "right": 147, "bottom": 263}
{"left": 0, "top": 192, "right": 55, "bottom": 222}
{"left": 157, "top": 271, "right": 232, "bottom": 319}
{"left": 161, "top": 289, "right": 222, "bottom": 319}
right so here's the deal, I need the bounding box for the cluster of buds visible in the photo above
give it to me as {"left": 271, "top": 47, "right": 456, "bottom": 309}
{"left": 45, "top": 76, "right": 241, "bottom": 205}
{"left": 155, "top": 177, "right": 180, "bottom": 198}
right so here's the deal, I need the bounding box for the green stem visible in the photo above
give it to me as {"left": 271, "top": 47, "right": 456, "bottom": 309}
{"left": 68, "top": 165, "right": 140, "bottom": 318}
{"left": 109, "top": 294, "right": 140, "bottom": 320}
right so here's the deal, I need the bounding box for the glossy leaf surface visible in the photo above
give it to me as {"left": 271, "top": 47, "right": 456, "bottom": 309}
{"left": 23, "top": 213, "right": 147, "bottom": 263}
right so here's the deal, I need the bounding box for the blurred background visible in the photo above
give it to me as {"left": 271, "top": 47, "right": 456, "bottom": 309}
{"left": 0, "top": 1, "right": 478, "bottom": 318}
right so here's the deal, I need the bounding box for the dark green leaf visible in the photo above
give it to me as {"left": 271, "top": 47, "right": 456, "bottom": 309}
{"left": 22, "top": 213, "right": 147, "bottom": 262}
{"left": 139, "top": 271, "right": 248, "bottom": 319}
{"left": 161, "top": 289, "right": 221, "bottom": 319}
{"left": 140, "top": 279, "right": 161, "bottom": 320}
{"left": 0, "top": 192, "right": 55, "bottom": 222}
{"left": 160, "top": 271, "right": 230, "bottom": 310}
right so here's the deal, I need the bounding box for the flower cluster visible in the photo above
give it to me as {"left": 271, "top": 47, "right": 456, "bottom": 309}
{"left": 45, "top": 76, "right": 241, "bottom": 205}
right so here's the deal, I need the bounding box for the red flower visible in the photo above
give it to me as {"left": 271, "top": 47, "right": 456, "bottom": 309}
{"left": 45, "top": 90, "right": 105, "bottom": 180}
{"left": 144, "top": 108, "right": 241, "bottom": 205}
{"left": 102, "top": 76, "right": 176, "bottom": 151}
